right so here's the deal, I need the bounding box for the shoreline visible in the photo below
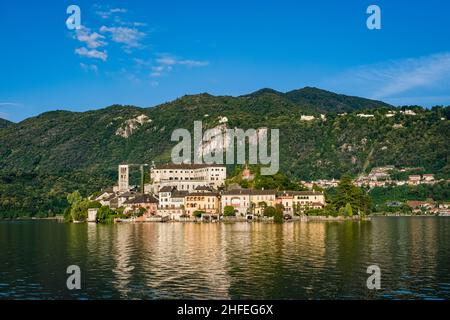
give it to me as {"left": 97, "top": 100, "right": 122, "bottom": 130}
{"left": 3, "top": 215, "right": 449, "bottom": 223}
{"left": 102, "top": 215, "right": 373, "bottom": 224}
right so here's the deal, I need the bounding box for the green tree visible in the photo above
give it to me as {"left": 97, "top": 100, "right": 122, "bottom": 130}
{"left": 70, "top": 200, "right": 89, "bottom": 222}
{"left": 66, "top": 191, "right": 87, "bottom": 222}
{"left": 331, "top": 175, "right": 371, "bottom": 215}
{"left": 263, "top": 206, "right": 276, "bottom": 217}
{"left": 344, "top": 203, "right": 353, "bottom": 217}
{"left": 223, "top": 206, "right": 236, "bottom": 217}
{"left": 273, "top": 204, "right": 284, "bottom": 223}
{"left": 193, "top": 210, "right": 205, "bottom": 218}
{"left": 67, "top": 191, "right": 82, "bottom": 206}
{"left": 97, "top": 206, "right": 116, "bottom": 223}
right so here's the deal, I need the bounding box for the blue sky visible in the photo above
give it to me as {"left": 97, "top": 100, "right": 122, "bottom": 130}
{"left": 1, "top": 0, "right": 450, "bottom": 122}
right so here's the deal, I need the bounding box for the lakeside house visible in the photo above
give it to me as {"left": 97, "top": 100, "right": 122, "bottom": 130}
{"left": 220, "top": 189, "right": 280, "bottom": 217}
{"left": 221, "top": 189, "right": 252, "bottom": 216}
{"left": 408, "top": 175, "right": 422, "bottom": 185}
{"left": 185, "top": 187, "right": 221, "bottom": 217}
{"left": 405, "top": 200, "right": 450, "bottom": 215}
{"left": 249, "top": 190, "right": 277, "bottom": 216}
{"left": 157, "top": 186, "right": 188, "bottom": 220}
{"left": 276, "top": 191, "right": 325, "bottom": 214}
{"left": 221, "top": 189, "right": 325, "bottom": 218}
{"left": 123, "top": 194, "right": 159, "bottom": 218}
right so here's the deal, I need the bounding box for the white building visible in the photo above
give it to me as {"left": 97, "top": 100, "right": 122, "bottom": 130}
{"left": 221, "top": 189, "right": 252, "bottom": 216}
{"left": 87, "top": 208, "right": 98, "bottom": 223}
{"left": 300, "top": 115, "right": 316, "bottom": 121}
{"left": 357, "top": 114, "right": 375, "bottom": 118}
{"left": 157, "top": 186, "right": 188, "bottom": 220}
{"left": 400, "top": 110, "right": 417, "bottom": 116}
{"left": 145, "top": 163, "right": 226, "bottom": 193}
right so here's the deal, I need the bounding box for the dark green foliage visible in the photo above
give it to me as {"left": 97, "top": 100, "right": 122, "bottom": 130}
{"left": 96, "top": 206, "right": 117, "bottom": 224}
{"left": 273, "top": 204, "right": 284, "bottom": 223}
{"left": 0, "top": 118, "right": 13, "bottom": 129}
{"left": 327, "top": 175, "right": 371, "bottom": 215}
{"left": 253, "top": 172, "right": 303, "bottom": 191}
{"left": 263, "top": 206, "right": 276, "bottom": 217}
{"left": 193, "top": 210, "right": 205, "bottom": 218}
{"left": 223, "top": 206, "right": 236, "bottom": 216}
{"left": 227, "top": 165, "right": 306, "bottom": 191}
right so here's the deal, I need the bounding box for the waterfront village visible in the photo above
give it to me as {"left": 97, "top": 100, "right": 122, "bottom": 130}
{"left": 85, "top": 163, "right": 326, "bottom": 223}
{"left": 81, "top": 163, "right": 449, "bottom": 223}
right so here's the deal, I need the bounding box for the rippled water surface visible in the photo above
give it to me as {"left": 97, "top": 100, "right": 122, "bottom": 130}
{"left": 1, "top": 217, "right": 449, "bottom": 299}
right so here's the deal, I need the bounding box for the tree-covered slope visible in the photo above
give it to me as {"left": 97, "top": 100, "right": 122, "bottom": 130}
{"left": 284, "top": 87, "right": 393, "bottom": 113}
{"left": 0, "top": 87, "right": 448, "bottom": 217}
{"left": 0, "top": 118, "right": 12, "bottom": 129}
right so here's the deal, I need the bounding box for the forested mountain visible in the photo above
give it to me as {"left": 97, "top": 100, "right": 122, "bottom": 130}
{"left": 0, "top": 87, "right": 448, "bottom": 217}
{"left": 0, "top": 118, "right": 12, "bottom": 129}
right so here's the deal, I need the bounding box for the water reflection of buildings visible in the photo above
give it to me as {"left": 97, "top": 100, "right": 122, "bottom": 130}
{"left": 109, "top": 223, "right": 231, "bottom": 299}
{"left": 112, "top": 224, "right": 136, "bottom": 298}
{"left": 221, "top": 222, "right": 328, "bottom": 298}
{"left": 84, "top": 219, "right": 447, "bottom": 299}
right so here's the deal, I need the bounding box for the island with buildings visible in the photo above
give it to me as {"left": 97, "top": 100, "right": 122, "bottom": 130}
{"left": 82, "top": 163, "right": 328, "bottom": 223}
{"left": 66, "top": 162, "right": 449, "bottom": 224}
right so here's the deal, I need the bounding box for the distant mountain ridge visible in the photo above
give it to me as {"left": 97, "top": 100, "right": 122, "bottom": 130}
{"left": 245, "top": 87, "right": 393, "bottom": 113}
{"left": 0, "top": 87, "right": 448, "bottom": 217}
{"left": 0, "top": 118, "right": 12, "bottom": 129}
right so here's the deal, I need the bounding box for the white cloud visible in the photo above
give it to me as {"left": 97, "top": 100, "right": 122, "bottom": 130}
{"left": 327, "top": 52, "right": 450, "bottom": 100}
{"left": 100, "top": 26, "right": 145, "bottom": 49}
{"left": 156, "top": 56, "right": 209, "bottom": 67}
{"left": 178, "top": 60, "right": 210, "bottom": 67}
{"left": 96, "top": 7, "right": 127, "bottom": 19}
{"left": 110, "top": 8, "right": 127, "bottom": 13}
{"left": 156, "top": 57, "right": 177, "bottom": 66}
{"left": 75, "top": 26, "right": 107, "bottom": 49}
{"left": 150, "top": 55, "right": 209, "bottom": 77}
{"left": 0, "top": 102, "right": 21, "bottom": 107}
{"left": 80, "top": 63, "right": 99, "bottom": 73}
{"left": 150, "top": 65, "right": 164, "bottom": 77}
{"left": 75, "top": 47, "right": 108, "bottom": 61}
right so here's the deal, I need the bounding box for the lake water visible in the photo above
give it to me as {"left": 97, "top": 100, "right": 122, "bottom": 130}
{"left": 0, "top": 217, "right": 449, "bottom": 300}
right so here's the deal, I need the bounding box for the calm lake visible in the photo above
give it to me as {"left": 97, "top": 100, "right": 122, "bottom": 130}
{"left": 0, "top": 217, "right": 449, "bottom": 300}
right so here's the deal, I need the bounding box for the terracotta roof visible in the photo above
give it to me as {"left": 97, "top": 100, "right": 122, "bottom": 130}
{"left": 159, "top": 186, "right": 175, "bottom": 192}
{"left": 172, "top": 190, "right": 189, "bottom": 198}
{"left": 310, "top": 202, "right": 325, "bottom": 206}
{"left": 105, "top": 194, "right": 116, "bottom": 201}
{"left": 118, "top": 191, "right": 136, "bottom": 197}
{"left": 153, "top": 163, "right": 225, "bottom": 170}
{"left": 195, "top": 185, "right": 213, "bottom": 191}
{"left": 407, "top": 200, "right": 434, "bottom": 208}
{"left": 186, "top": 192, "right": 220, "bottom": 197}
{"left": 278, "top": 191, "right": 323, "bottom": 196}
{"left": 123, "top": 194, "right": 159, "bottom": 205}
{"left": 222, "top": 189, "right": 277, "bottom": 196}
